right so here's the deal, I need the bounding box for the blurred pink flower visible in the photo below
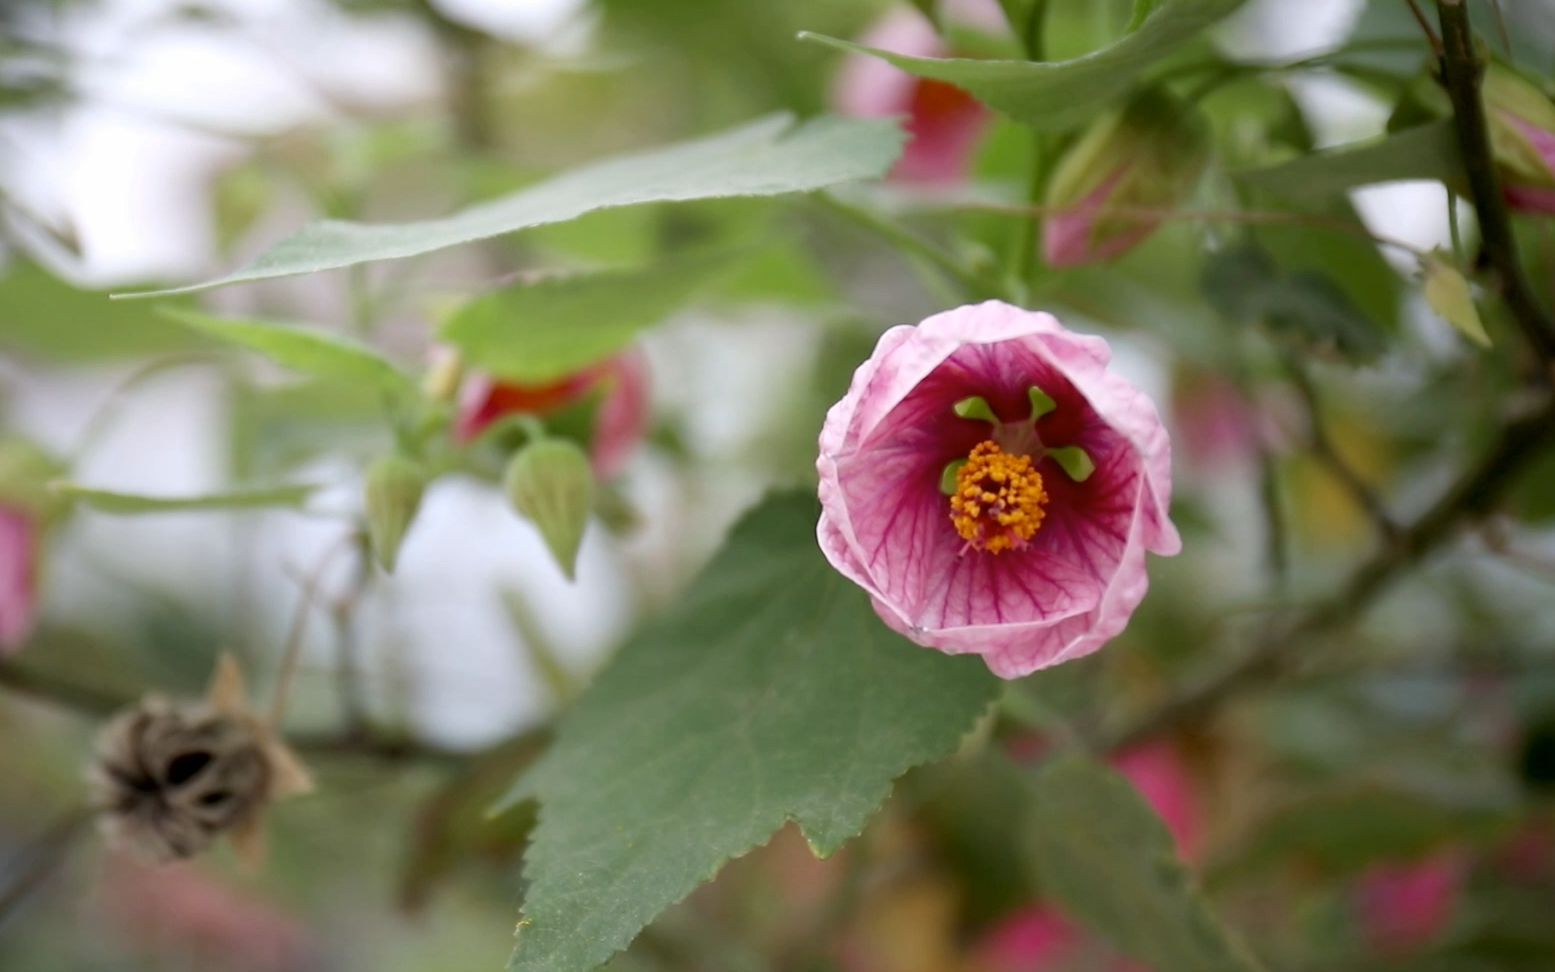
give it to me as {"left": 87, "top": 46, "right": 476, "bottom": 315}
{"left": 1357, "top": 855, "right": 1464, "bottom": 955}
{"left": 1112, "top": 742, "right": 1200, "bottom": 861}
{"left": 99, "top": 856, "right": 318, "bottom": 972}
{"left": 816, "top": 301, "right": 1179, "bottom": 678}
{"left": 833, "top": 1, "right": 1003, "bottom": 184}
{"left": 0, "top": 505, "right": 40, "bottom": 653}
{"left": 457, "top": 351, "right": 649, "bottom": 479}
{"left": 1170, "top": 373, "right": 1261, "bottom": 470}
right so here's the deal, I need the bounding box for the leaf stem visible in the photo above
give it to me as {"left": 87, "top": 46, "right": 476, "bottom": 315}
{"left": 0, "top": 658, "right": 464, "bottom": 762}
{"left": 811, "top": 193, "right": 1001, "bottom": 301}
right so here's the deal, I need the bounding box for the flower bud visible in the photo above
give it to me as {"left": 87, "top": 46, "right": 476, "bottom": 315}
{"left": 1, "top": 436, "right": 65, "bottom": 652}
{"left": 1483, "top": 63, "right": 1555, "bottom": 214}
{"left": 364, "top": 454, "right": 427, "bottom": 573}
{"left": 504, "top": 438, "right": 594, "bottom": 580}
{"left": 0, "top": 435, "right": 67, "bottom": 522}
{"left": 1042, "top": 89, "right": 1209, "bottom": 267}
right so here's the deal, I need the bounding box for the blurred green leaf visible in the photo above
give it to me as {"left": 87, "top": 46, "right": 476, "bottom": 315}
{"left": 120, "top": 115, "right": 905, "bottom": 297}
{"left": 442, "top": 254, "right": 734, "bottom": 384}
{"left": 1236, "top": 120, "right": 1463, "bottom": 201}
{"left": 0, "top": 262, "right": 196, "bottom": 362}
{"left": 1029, "top": 754, "right": 1264, "bottom": 972}
{"left": 162, "top": 308, "right": 418, "bottom": 396}
{"left": 55, "top": 481, "right": 318, "bottom": 513}
{"left": 498, "top": 493, "right": 999, "bottom": 972}
{"left": 1202, "top": 244, "right": 1386, "bottom": 361}
{"left": 799, "top": 0, "right": 1245, "bottom": 131}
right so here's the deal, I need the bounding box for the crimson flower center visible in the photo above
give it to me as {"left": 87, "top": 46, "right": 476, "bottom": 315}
{"left": 948, "top": 441, "right": 1049, "bottom": 555}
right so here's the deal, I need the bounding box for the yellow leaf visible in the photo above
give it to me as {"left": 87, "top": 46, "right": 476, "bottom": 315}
{"left": 1423, "top": 256, "right": 1491, "bottom": 348}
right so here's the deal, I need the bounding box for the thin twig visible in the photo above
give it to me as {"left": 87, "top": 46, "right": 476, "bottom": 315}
{"left": 1437, "top": 0, "right": 1555, "bottom": 365}
{"left": 1101, "top": 393, "right": 1555, "bottom": 753}
{"left": 1281, "top": 356, "right": 1400, "bottom": 540}
{"left": 0, "top": 654, "right": 462, "bottom": 763}
{"left": 1256, "top": 445, "right": 1289, "bottom": 592}
{"left": 956, "top": 200, "right": 1433, "bottom": 260}
{"left": 268, "top": 535, "right": 356, "bottom": 727}
{"left": 1404, "top": 0, "right": 1444, "bottom": 55}
{"left": 0, "top": 805, "right": 94, "bottom": 929}
{"left": 328, "top": 533, "right": 374, "bottom": 736}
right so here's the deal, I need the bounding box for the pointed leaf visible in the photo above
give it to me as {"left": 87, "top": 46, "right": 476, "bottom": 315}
{"left": 1422, "top": 256, "right": 1491, "bottom": 348}
{"left": 162, "top": 308, "right": 418, "bottom": 396}
{"left": 1236, "top": 120, "right": 1464, "bottom": 201}
{"left": 119, "top": 115, "right": 905, "bottom": 297}
{"left": 799, "top": 0, "right": 1246, "bottom": 131}
{"left": 500, "top": 493, "right": 999, "bottom": 972}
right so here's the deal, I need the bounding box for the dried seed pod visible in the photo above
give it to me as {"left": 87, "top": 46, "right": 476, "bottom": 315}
{"left": 89, "top": 656, "right": 311, "bottom": 865}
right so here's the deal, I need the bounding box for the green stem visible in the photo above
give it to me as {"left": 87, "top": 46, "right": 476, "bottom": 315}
{"left": 1007, "top": 0, "right": 1052, "bottom": 297}
{"left": 811, "top": 193, "right": 1000, "bottom": 301}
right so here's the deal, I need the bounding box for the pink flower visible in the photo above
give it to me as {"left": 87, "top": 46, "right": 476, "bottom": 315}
{"left": 832, "top": 2, "right": 1001, "bottom": 184}
{"left": 0, "top": 505, "right": 39, "bottom": 653}
{"left": 457, "top": 351, "right": 649, "bottom": 479}
{"left": 816, "top": 302, "right": 1180, "bottom": 678}
{"left": 98, "top": 856, "right": 318, "bottom": 972}
{"left": 1357, "top": 855, "right": 1464, "bottom": 955}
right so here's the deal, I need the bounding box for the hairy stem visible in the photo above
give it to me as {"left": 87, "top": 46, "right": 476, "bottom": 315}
{"left": 1436, "top": 0, "right": 1555, "bottom": 365}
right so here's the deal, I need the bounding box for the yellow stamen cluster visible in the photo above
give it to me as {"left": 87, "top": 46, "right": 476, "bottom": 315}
{"left": 949, "top": 440, "right": 1049, "bottom": 554}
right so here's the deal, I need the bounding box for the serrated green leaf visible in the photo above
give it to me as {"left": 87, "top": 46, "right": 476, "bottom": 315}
{"left": 799, "top": 0, "right": 1245, "bottom": 131}
{"left": 442, "top": 254, "right": 734, "bottom": 385}
{"left": 161, "top": 308, "right": 418, "bottom": 396}
{"left": 119, "top": 115, "right": 905, "bottom": 297}
{"left": 1422, "top": 256, "right": 1491, "bottom": 348}
{"left": 500, "top": 493, "right": 999, "bottom": 972}
{"left": 1029, "top": 755, "right": 1264, "bottom": 972}
{"left": 54, "top": 481, "right": 318, "bottom": 513}
{"left": 1236, "top": 120, "right": 1463, "bottom": 201}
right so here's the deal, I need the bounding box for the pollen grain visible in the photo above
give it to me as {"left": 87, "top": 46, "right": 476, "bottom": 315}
{"left": 948, "top": 440, "right": 1049, "bottom": 554}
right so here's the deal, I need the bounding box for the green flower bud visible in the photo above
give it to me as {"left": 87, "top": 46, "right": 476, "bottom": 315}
{"left": 364, "top": 454, "right": 427, "bottom": 572}
{"left": 0, "top": 436, "right": 67, "bottom": 523}
{"left": 503, "top": 438, "right": 594, "bottom": 580}
{"left": 1043, "top": 89, "right": 1209, "bottom": 266}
